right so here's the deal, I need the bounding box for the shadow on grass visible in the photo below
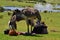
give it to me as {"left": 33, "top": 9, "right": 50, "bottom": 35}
{"left": 21, "top": 33, "right": 43, "bottom": 37}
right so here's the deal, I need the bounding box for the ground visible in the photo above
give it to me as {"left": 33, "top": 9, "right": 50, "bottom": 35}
{"left": 0, "top": 12, "right": 60, "bottom": 40}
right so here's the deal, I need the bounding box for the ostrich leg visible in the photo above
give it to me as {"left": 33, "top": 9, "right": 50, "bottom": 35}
{"left": 30, "top": 20, "right": 32, "bottom": 34}
{"left": 26, "top": 18, "right": 30, "bottom": 34}
{"left": 27, "top": 22, "right": 29, "bottom": 34}
{"left": 31, "top": 19, "right": 34, "bottom": 34}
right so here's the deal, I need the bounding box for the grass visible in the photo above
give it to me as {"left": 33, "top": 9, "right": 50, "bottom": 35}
{"left": 0, "top": 0, "right": 60, "bottom": 7}
{"left": 0, "top": 12, "right": 60, "bottom": 40}
{"left": 0, "top": 1, "right": 35, "bottom": 7}
{"left": 46, "top": 0, "right": 60, "bottom": 4}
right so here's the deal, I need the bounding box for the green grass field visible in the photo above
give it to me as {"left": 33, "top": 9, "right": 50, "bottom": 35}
{"left": 0, "top": 12, "right": 60, "bottom": 40}
{"left": 0, "top": 1, "right": 35, "bottom": 7}
{"left": 46, "top": 0, "right": 60, "bottom": 4}
{"left": 0, "top": 0, "right": 60, "bottom": 7}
